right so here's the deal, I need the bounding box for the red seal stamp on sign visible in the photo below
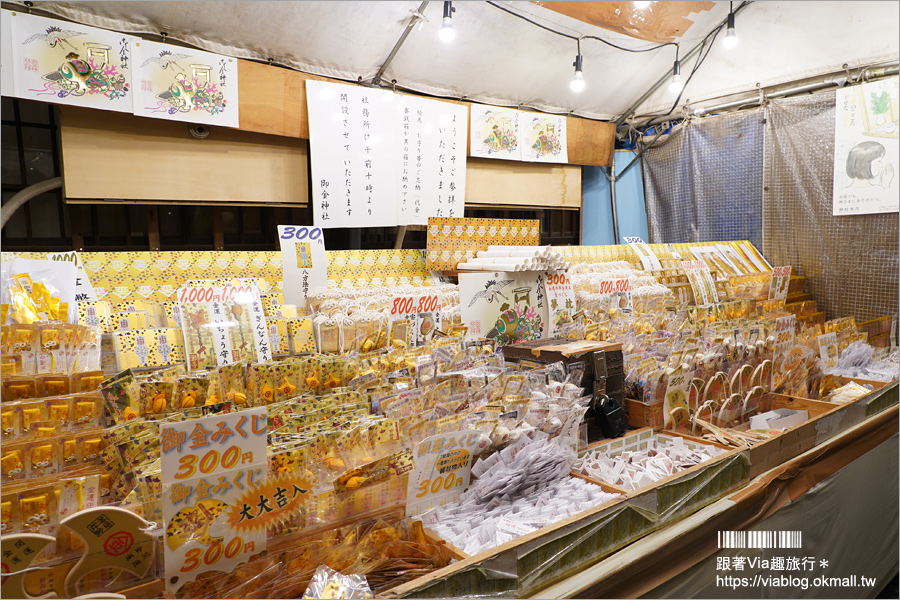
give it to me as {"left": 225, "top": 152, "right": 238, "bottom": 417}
{"left": 1, "top": 561, "right": 10, "bottom": 584}
{"left": 104, "top": 531, "right": 134, "bottom": 556}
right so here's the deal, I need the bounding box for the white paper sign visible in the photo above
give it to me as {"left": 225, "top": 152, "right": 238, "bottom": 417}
{"left": 133, "top": 39, "right": 238, "bottom": 127}
{"left": 768, "top": 266, "right": 792, "bottom": 301}
{"left": 389, "top": 292, "right": 441, "bottom": 346}
{"left": 833, "top": 77, "right": 899, "bottom": 215}
{"left": 459, "top": 271, "right": 549, "bottom": 346}
{"left": 544, "top": 271, "right": 575, "bottom": 336}
{"left": 307, "top": 80, "right": 398, "bottom": 228}
{"left": 396, "top": 94, "right": 468, "bottom": 224}
{"left": 160, "top": 408, "right": 267, "bottom": 592}
{"left": 623, "top": 236, "right": 662, "bottom": 271}
{"left": 817, "top": 332, "right": 839, "bottom": 371}
{"left": 470, "top": 104, "right": 522, "bottom": 160}
{"left": 1, "top": 10, "right": 14, "bottom": 97}
{"left": 522, "top": 113, "right": 568, "bottom": 163}
{"left": 46, "top": 251, "right": 97, "bottom": 302}
{"left": 277, "top": 225, "right": 327, "bottom": 311}
{"left": 595, "top": 277, "right": 633, "bottom": 314}
{"left": 10, "top": 11, "right": 136, "bottom": 112}
{"left": 406, "top": 430, "right": 490, "bottom": 516}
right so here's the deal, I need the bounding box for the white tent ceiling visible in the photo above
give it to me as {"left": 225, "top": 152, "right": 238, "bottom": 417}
{"left": 8, "top": 1, "right": 899, "bottom": 123}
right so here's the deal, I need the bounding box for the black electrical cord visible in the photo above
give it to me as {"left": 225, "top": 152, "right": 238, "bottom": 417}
{"left": 485, "top": 0, "right": 678, "bottom": 53}
{"left": 651, "top": 1, "right": 754, "bottom": 121}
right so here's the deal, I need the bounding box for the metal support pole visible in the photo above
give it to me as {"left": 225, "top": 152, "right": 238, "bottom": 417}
{"left": 0, "top": 177, "right": 63, "bottom": 230}
{"left": 602, "top": 167, "right": 620, "bottom": 244}
{"left": 372, "top": 1, "right": 430, "bottom": 86}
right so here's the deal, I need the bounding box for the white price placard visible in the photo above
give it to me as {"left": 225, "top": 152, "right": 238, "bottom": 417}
{"left": 544, "top": 271, "right": 575, "bottom": 336}
{"left": 406, "top": 430, "right": 490, "bottom": 517}
{"left": 160, "top": 408, "right": 268, "bottom": 592}
{"left": 595, "top": 278, "right": 633, "bottom": 314}
{"left": 768, "top": 266, "right": 792, "bottom": 301}
{"left": 388, "top": 292, "right": 441, "bottom": 346}
{"left": 623, "top": 236, "right": 662, "bottom": 271}
{"left": 817, "top": 332, "right": 839, "bottom": 371}
{"left": 277, "top": 225, "right": 327, "bottom": 311}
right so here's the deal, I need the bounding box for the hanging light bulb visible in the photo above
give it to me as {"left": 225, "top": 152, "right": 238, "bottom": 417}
{"left": 723, "top": 3, "right": 738, "bottom": 48}
{"left": 439, "top": 1, "right": 456, "bottom": 43}
{"left": 571, "top": 43, "right": 585, "bottom": 92}
{"left": 669, "top": 59, "right": 683, "bottom": 94}
{"left": 634, "top": 1, "right": 652, "bottom": 9}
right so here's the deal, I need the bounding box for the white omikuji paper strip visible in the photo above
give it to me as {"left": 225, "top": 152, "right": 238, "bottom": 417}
{"left": 832, "top": 77, "right": 900, "bottom": 216}
{"left": 307, "top": 80, "right": 399, "bottom": 228}
{"left": 10, "top": 10, "right": 137, "bottom": 113}
{"left": 133, "top": 39, "right": 239, "bottom": 127}
{"left": 395, "top": 94, "right": 467, "bottom": 225}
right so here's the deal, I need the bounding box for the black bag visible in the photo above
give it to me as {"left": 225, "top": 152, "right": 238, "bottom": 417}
{"left": 593, "top": 393, "right": 628, "bottom": 439}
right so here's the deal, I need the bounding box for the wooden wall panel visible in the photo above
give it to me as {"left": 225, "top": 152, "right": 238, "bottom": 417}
{"left": 464, "top": 158, "right": 581, "bottom": 209}
{"left": 567, "top": 117, "right": 615, "bottom": 167}
{"left": 59, "top": 106, "right": 308, "bottom": 205}
{"left": 236, "top": 60, "right": 614, "bottom": 167}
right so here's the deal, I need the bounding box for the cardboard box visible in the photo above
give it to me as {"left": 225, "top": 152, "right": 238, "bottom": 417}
{"left": 749, "top": 408, "right": 808, "bottom": 430}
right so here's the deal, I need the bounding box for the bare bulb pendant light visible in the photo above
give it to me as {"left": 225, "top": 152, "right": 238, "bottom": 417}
{"left": 669, "top": 46, "right": 683, "bottom": 94}
{"left": 439, "top": 1, "right": 456, "bottom": 42}
{"left": 723, "top": 2, "right": 738, "bottom": 48}
{"left": 571, "top": 40, "right": 585, "bottom": 92}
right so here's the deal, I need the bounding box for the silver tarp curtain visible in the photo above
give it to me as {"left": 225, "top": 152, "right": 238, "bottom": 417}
{"left": 642, "top": 93, "right": 898, "bottom": 325}
{"left": 762, "top": 92, "right": 899, "bottom": 323}
{"left": 640, "top": 110, "right": 765, "bottom": 249}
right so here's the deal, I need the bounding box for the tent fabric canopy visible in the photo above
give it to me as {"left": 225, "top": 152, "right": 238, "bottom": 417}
{"left": 8, "top": 1, "right": 899, "bottom": 122}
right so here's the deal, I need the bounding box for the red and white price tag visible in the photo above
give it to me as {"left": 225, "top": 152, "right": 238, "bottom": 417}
{"left": 389, "top": 293, "right": 442, "bottom": 346}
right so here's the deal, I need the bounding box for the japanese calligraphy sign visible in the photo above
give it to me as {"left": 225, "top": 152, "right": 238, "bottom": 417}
{"left": 773, "top": 315, "right": 797, "bottom": 388}
{"left": 623, "top": 237, "right": 662, "bottom": 271}
{"left": 60, "top": 506, "right": 155, "bottom": 598}
{"left": 544, "top": 271, "right": 576, "bottom": 336}
{"left": 307, "top": 80, "right": 399, "bottom": 228}
{"left": 406, "top": 430, "right": 490, "bottom": 516}
{"left": 226, "top": 471, "right": 312, "bottom": 534}
{"left": 768, "top": 266, "right": 792, "bottom": 301}
{"left": 0, "top": 533, "right": 55, "bottom": 600}
{"left": 134, "top": 39, "right": 239, "bottom": 127}
{"left": 277, "top": 225, "right": 327, "bottom": 311}
{"left": 307, "top": 80, "right": 470, "bottom": 228}
{"left": 10, "top": 11, "right": 137, "bottom": 113}
{"left": 389, "top": 293, "right": 441, "bottom": 346}
{"left": 160, "top": 408, "right": 267, "bottom": 591}
{"left": 395, "top": 94, "right": 468, "bottom": 224}
{"left": 177, "top": 284, "right": 271, "bottom": 370}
